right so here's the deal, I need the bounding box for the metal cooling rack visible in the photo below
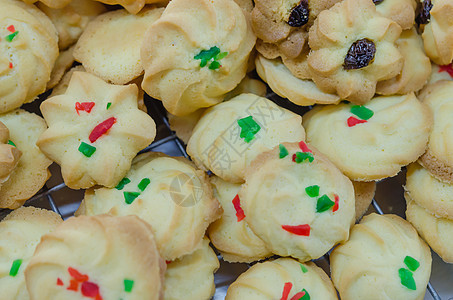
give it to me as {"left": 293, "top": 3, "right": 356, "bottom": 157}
{"left": 0, "top": 92, "right": 448, "bottom": 300}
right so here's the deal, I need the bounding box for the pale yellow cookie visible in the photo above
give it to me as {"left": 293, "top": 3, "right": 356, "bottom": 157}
{"left": 92, "top": 0, "right": 168, "bottom": 14}
{"left": 405, "top": 162, "right": 453, "bottom": 220}
{"left": 406, "top": 197, "right": 453, "bottom": 264}
{"left": 0, "top": 0, "right": 58, "bottom": 113}
{"left": 353, "top": 181, "right": 376, "bottom": 222}
{"left": 0, "top": 207, "right": 62, "bottom": 300}
{"left": 141, "top": 0, "right": 256, "bottom": 116}
{"left": 226, "top": 258, "right": 338, "bottom": 300}
{"left": 37, "top": 71, "right": 156, "bottom": 189}
{"left": 375, "top": 0, "right": 416, "bottom": 30}
{"left": 47, "top": 46, "right": 75, "bottom": 90}
{"left": 0, "top": 121, "right": 21, "bottom": 187}
{"left": 224, "top": 75, "right": 268, "bottom": 101}
{"left": 49, "top": 65, "right": 85, "bottom": 97}
{"left": 427, "top": 63, "right": 453, "bottom": 85}
{"left": 307, "top": 0, "right": 403, "bottom": 104}
{"left": 187, "top": 93, "right": 306, "bottom": 183}
{"left": 0, "top": 109, "right": 52, "bottom": 209}
{"left": 21, "top": 0, "right": 71, "bottom": 9}
{"left": 331, "top": 213, "right": 432, "bottom": 300}
{"left": 419, "top": 0, "right": 453, "bottom": 65}
{"left": 25, "top": 215, "right": 166, "bottom": 300}
{"left": 38, "top": 0, "right": 107, "bottom": 50}
{"left": 74, "top": 7, "right": 163, "bottom": 85}
{"left": 240, "top": 142, "right": 355, "bottom": 262}
{"left": 303, "top": 93, "right": 432, "bottom": 181}
{"left": 76, "top": 152, "right": 222, "bottom": 261}
{"left": 256, "top": 54, "right": 340, "bottom": 106}
{"left": 208, "top": 176, "right": 272, "bottom": 263}
{"left": 164, "top": 237, "right": 219, "bottom": 300}
{"left": 376, "top": 28, "right": 431, "bottom": 95}
{"left": 418, "top": 81, "right": 453, "bottom": 183}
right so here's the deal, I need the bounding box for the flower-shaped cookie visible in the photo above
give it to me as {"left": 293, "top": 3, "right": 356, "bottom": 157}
{"left": 37, "top": 71, "right": 156, "bottom": 189}
{"left": 308, "top": 0, "right": 403, "bottom": 104}
{"left": 0, "top": 121, "right": 21, "bottom": 188}
{"left": 418, "top": 0, "right": 453, "bottom": 65}
{"left": 252, "top": 0, "right": 340, "bottom": 60}
{"left": 374, "top": 0, "right": 417, "bottom": 30}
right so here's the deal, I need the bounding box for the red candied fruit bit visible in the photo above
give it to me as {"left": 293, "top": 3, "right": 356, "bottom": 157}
{"left": 75, "top": 102, "right": 95, "bottom": 115}
{"left": 298, "top": 141, "right": 312, "bottom": 153}
{"left": 347, "top": 116, "right": 367, "bottom": 127}
{"left": 280, "top": 282, "right": 293, "bottom": 300}
{"left": 57, "top": 278, "right": 64, "bottom": 286}
{"left": 68, "top": 267, "right": 89, "bottom": 282}
{"left": 8, "top": 62, "right": 13, "bottom": 69}
{"left": 81, "top": 281, "right": 100, "bottom": 298}
{"left": 333, "top": 194, "right": 339, "bottom": 212}
{"left": 290, "top": 291, "right": 306, "bottom": 300}
{"left": 95, "top": 294, "right": 103, "bottom": 300}
{"left": 281, "top": 224, "right": 310, "bottom": 236}
{"left": 292, "top": 153, "right": 297, "bottom": 162}
{"left": 232, "top": 194, "right": 245, "bottom": 222}
{"left": 7, "top": 25, "right": 15, "bottom": 32}
{"left": 67, "top": 279, "right": 79, "bottom": 291}
{"left": 89, "top": 117, "right": 116, "bottom": 143}
{"left": 166, "top": 260, "right": 172, "bottom": 264}
{"left": 438, "top": 64, "right": 453, "bottom": 77}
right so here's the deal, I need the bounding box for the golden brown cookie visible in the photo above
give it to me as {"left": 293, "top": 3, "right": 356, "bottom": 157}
{"left": 46, "top": 46, "right": 75, "bottom": 90}
{"left": 0, "top": 121, "right": 21, "bottom": 188}
{"left": 375, "top": 0, "right": 416, "bottom": 30}
{"left": 92, "top": 0, "right": 168, "bottom": 14}
{"left": 353, "top": 181, "right": 376, "bottom": 222}
{"left": 21, "top": 0, "right": 71, "bottom": 9}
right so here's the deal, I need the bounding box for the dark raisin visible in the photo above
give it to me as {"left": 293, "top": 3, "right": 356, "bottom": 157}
{"left": 373, "top": 0, "right": 384, "bottom": 5}
{"left": 343, "top": 38, "right": 376, "bottom": 70}
{"left": 288, "top": 0, "right": 309, "bottom": 27}
{"left": 415, "top": 0, "right": 433, "bottom": 25}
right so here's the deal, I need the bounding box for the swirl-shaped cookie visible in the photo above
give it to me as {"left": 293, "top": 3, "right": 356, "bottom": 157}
{"left": 405, "top": 162, "right": 453, "bottom": 220}
{"left": 226, "top": 258, "right": 338, "bottom": 300}
{"left": 418, "top": 0, "right": 453, "bottom": 65}
{"left": 331, "top": 213, "right": 432, "bottom": 300}
{"left": 376, "top": 28, "right": 431, "bottom": 95}
{"left": 37, "top": 71, "right": 156, "bottom": 189}
{"left": 0, "top": 121, "right": 21, "bottom": 187}
{"left": 208, "top": 176, "right": 272, "bottom": 263}
{"left": 76, "top": 152, "right": 222, "bottom": 260}
{"left": 303, "top": 93, "right": 432, "bottom": 181}
{"left": 0, "top": 109, "right": 52, "bottom": 209}
{"left": 25, "top": 215, "right": 166, "bottom": 300}
{"left": 307, "top": 0, "right": 403, "bottom": 104}
{"left": 374, "top": 0, "right": 416, "bottom": 30}
{"left": 141, "top": 0, "right": 256, "bottom": 116}
{"left": 418, "top": 81, "right": 453, "bottom": 183}
{"left": 0, "top": 207, "right": 62, "bottom": 300}
{"left": 240, "top": 142, "right": 355, "bottom": 261}
{"left": 187, "top": 94, "right": 306, "bottom": 183}
{"left": 92, "top": 0, "right": 168, "bottom": 14}
{"left": 0, "top": 0, "right": 58, "bottom": 113}
{"left": 406, "top": 198, "right": 453, "bottom": 264}
{"left": 164, "top": 237, "right": 219, "bottom": 300}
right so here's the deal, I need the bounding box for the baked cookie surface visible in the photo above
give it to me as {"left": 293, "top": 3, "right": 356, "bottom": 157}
{"left": 92, "top": 0, "right": 168, "bottom": 14}
{"left": 76, "top": 152, "right": 222, "bottom": 260}
{"left": 141, "top": 0, "right": 256, "bottom": 116}
{"left": 226, "top": 258, "right": 337, "bottom": 300}
{"left": 0, "top": 121, "right": 21, "bottom": 189}
{"left": 0, "top": 207, "right": 62, "bottom": 300}
{"left": 25, "top": 214, "right": 166, "bottom": 300}
{"left": 187, "top": 93, "right": 306, "bottom": 183}
{"left": 303, "top": 93, "right": 432, "bottom": 181}
{"left": 240, "top": 142, "right": 355, "bottom": 261}
{"left": 331, "top": 213, "right": 432, "bottom": 300}
{"left": 37, "top": 71, "right": 156, "bottom": 189}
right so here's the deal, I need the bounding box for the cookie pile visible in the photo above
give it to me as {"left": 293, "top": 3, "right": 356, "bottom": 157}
{"left": 0, "top": 0, "right": 452, "bottom": 299}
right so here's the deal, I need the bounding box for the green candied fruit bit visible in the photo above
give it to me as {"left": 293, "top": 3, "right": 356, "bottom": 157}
{"left": 300, "top": 264, "right": 308, "bottom": 273}
{"left": 404, "top": 256, "right": 420, "bottom": 272}
{"left": 9, "top": 259, "right": 22, "bottom": 277}
{"left": 399, "top": 268, "right": 416, "bottom": 290}
{"left": 294, "top": 152, "right": 314, "bottom": 163}
{"left": 209, "top": 61, "right": 221, "bottom": 70}
{"left": 279, "top": 144, "right": 289, "bottom": 159}
{"left": 237, "top": 116, "right": 261, "bottom": 143}
{"left": 194, "top": 46, "right": 220, "bottom": 67}
{"left": 305, "top": 185, "right": 320, "bottom": 198}
{"left": 78, "top": 142, "right": 96, "bottom": 157}
{"left": 124, "top": 279, "right": 134, "bottom": 292}
{"left": 350, "top": 105, "right": 374, "bottom": 120}
{"left": 300, "top": 289, "right": 310, "bottom": 300}
{"left": 316, "top": 194, "right": 335, "bottom": 213}
{"left": 115, "top": 177, "right": 131, "bottom": 190}
{"left": 215, "top": 51, "right": 228, "bottom": 60}
{"left": 7, "top": 140, "right": 16, "bottom": 147}
{"left": 5, "top": 31, "right": 19, "bottom": 42}
{"left": 106, "top": 102, "right": 112, "bottom": 109}
{"left": 124, "top": 191, "right": 140, "bottom": 205}
{"left": 138, "top": 178, "right": 150, "bottom": 191}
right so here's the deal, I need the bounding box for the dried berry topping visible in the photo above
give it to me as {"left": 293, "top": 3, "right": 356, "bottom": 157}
{"left": 288, "top": 0, "right": 309, "bottom": 27}
{"left": 373, "top": 0, "right": 384, "bottom": 5}
{"left": 343, "top": 38, "right": 376, "bottom": 70}
{"left": 415, "top": 0, "right": 433, "bottom": 25}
